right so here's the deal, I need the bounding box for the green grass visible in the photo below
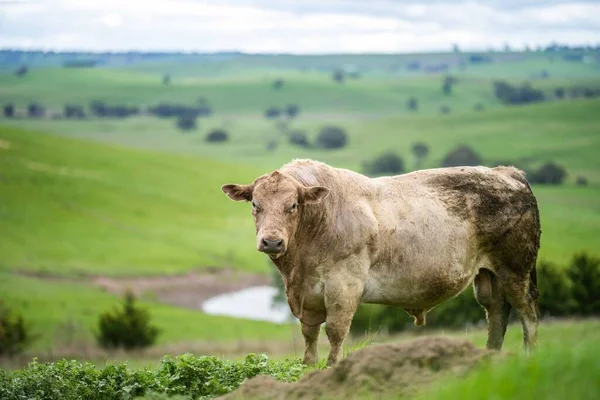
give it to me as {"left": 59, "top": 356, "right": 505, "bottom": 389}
{"left": 4, "top": 101, "right": 599, "bottom": 266}
{"left": 0, "top": 270, "right": 293, "bottom": 350}
{"left": 412, "top": 320, "right": 600, "bottom": 400}
{"left": 0, "top": 125, "right": 269, "bottom": 276}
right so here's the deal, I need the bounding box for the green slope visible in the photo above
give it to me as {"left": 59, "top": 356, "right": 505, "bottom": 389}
{"left": 0, "top": 125, "right": 266, "bottom": 276}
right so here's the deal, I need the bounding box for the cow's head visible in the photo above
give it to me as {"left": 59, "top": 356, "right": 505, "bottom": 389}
{"left": 221, "top": 171, "right": 330, "bottom": 258}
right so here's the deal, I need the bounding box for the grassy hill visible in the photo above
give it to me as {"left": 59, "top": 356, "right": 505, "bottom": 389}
{"left": 0, "top": 125, "right": 266, "bottom": 276}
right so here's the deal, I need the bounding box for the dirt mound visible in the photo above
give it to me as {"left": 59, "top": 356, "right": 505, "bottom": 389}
{"left": 222, "top": 336, "right": 496, "bottom": 400}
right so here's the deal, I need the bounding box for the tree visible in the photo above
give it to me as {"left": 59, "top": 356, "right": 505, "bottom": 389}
{"left": 176, "top": 116, "right": 197, "bottom": 131}
{"left": 411, "top": 142, "right": 429, "bottom": 169}
{"left": 264, "top": 107, "right": 281, "bottom": 120}
{"left": 406, "top": 97, "right": 418, "bottom": 111}
{"left": 442, "top": 75, "right": 457, "bottom": 95}
{"left": 555, "top": 87, "right": 565, "bottom": 99}
{"left": 285, "top": 104, "right": 299, "bottom": 119}
{"left": 440, "top": 105, "right": 451, "bottom": 114}
{"left": 162, "top": 74, "right": 171, "bottom": 85}
{"left": 474, "top": 103, "right": 485, "bottom": 111}
{"left": 206, "top": 129, "right": 228, "bottom": 142}
{"left": 288, "top": 131, "right": 310, "bottom": 148}
{"left": 96, "top": 289, "right": 160, "bottom": 350}
{"left": 15, "top": 65, "right": 28, "bottom": 77}
{"left": 3, "top": 104, "right": 15, "bottom": 118}
{"left": 315, "top": 126, "right": 348, "bottom": 149}
{"left": 442, "top": 145, "right": 482, "bottom": 167}
{"left": 27, "top": 103, "right": 45, "bottom": 118}
{"left": 363, "top": 152, "right": 405, "bottom": 176}
{"left": 532, "top": 162, "right": 567, "bottom": 184}
{"left": 332, "top": 69, "right": 344, "bottom": 83}
{"left": 64, "top": 104, "right": 85, "bottom": 119}
{"left": 273, "top": 79, "right": 283, "bottom": 89}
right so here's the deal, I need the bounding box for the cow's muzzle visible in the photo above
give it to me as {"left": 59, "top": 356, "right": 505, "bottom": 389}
{"left": 259, "top": 238, "right": 285, "bottom": 255}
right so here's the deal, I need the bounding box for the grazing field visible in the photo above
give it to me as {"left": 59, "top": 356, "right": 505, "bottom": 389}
{"left": 1, "top": 50, "right": 600, "bottom": 383}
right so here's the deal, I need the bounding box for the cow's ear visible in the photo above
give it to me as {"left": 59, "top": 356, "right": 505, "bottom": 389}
{"left": 222, "top": 184, "right": 253, "bottom": 202}
{"left": 300, "top": 186, "right": 330, "bottom": 205}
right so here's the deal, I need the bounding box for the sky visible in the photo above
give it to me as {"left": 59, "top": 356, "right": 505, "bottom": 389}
{"left": 1, "top": 0, "right": 600, "bottom": 54}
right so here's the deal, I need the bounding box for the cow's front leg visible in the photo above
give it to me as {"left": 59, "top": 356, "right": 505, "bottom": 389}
{"left": 301, "top": 322, "right": 320, "bottom": 365}
{"left": 324, "top": 276, "right": 364, "bottom": 366}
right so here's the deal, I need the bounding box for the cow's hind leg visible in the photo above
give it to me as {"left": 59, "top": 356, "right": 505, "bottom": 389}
{"left": 301, "top": 322, "right": 321, "bottom": 365}
{"left": 474, "top": 269, "right": 511, "bottom": 350}
{"left": 499, "top": 271, "right": 538, "bottom": 352}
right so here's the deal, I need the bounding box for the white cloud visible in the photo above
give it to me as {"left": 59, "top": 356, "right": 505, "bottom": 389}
{"left": 1, "top": 0, "right": 599, "bottom": 52}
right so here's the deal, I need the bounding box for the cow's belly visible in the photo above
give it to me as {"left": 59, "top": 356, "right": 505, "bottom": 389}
{"left": 361, "top": 258, "right": 478, "bottom": 309}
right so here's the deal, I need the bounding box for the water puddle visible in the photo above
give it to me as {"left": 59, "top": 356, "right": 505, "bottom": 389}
{"left": 202, "top": 285, "right": 296, "bottom": 324}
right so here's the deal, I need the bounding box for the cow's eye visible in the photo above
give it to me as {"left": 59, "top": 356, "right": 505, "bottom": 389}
{"left": 288, "top": 203, "right": 298, "bottom": 213}
{"left": 251, "top": 201, "right": 260, "bottom": 211}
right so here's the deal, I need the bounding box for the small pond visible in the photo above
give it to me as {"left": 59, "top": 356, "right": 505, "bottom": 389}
{"left": 202, "top": 285, "right": 296, "bottom": 324}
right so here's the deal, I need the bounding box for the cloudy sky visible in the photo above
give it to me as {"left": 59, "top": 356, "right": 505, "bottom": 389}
{"left": 1, "top": 0, "right": 599, "bottom": 53}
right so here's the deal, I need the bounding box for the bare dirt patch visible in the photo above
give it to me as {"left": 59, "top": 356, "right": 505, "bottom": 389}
{"left": 223, "top": 336, "right": 497, "bottom": 400}
{"left": 92, "top": 267, "right": 271, "bottom": 309}
{"left": 16, "top": 267, "right": 270, "bottom": 311}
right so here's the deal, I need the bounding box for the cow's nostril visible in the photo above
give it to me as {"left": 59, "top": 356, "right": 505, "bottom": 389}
{"left": 261, "top": 239, "right": 269, "bottom": 247}
{"left": 275, "top": 239, "right": 283, "bottom": 248}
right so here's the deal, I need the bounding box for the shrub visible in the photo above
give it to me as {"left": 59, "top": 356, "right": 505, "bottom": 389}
{"left": 315, "top": 126, "right": 348, "bottom": 149}
{"left": 96, "top": 289, "right": 160, "bottom": 350}
{"left": 205, "top": 129, "right": 228, "bottom": 143}
{"left": 162, "top": 74, "right": 171, "bottom": 85}
{"left": 288, "top": 131, "right": 310, "bottom": 148}
{"left": 555, "top": 87, "right": 565, "bottom": 99}
{"left": 474, "top": 103, "right": 485, "bottom": 111}
{"left": 363, "top": 152, "right": 405, "bottom": 176}
{"left": 176, "top": 116, "right": 197, "bottom": 132}
{"left": 576, "top": 176, "right": 588, "bottom": 186}
{"left": 264, "top": 107, "right": 281, "bottom": 119}
{"left": 442, "top": 145, "right": 482, "bottom": 167}
{"left": 0, "top": 353, "right": 305, "bottom": 400}
{"left": 532, "top": 162, "right": 567, "bottom": 185}
{"left": 537, "top": 261, "right": 574, "bottom": 317}
{"left": 0, "top": 300, "right": 35, "bottom": 357}
{"left": 440, "top": 105, "right": 450, "bottom": 114}
{"left": 3, "top": 104, "right": 15, "bottom": 118}
{"left": 566, "top": 253, "right": 600, "bottom": 316}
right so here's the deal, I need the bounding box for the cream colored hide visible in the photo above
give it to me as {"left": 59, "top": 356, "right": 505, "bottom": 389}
{"left": 221, "top": 159, "right": 541, "bottom": 365}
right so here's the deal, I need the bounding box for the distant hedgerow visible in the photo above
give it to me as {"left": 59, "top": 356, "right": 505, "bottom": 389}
{"left": 0, "top": 353, "right": 306, "bottom": 400}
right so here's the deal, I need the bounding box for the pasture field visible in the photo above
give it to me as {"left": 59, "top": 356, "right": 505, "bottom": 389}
{"left": 1, "top": 51, "right": 600, "bottom": 374}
